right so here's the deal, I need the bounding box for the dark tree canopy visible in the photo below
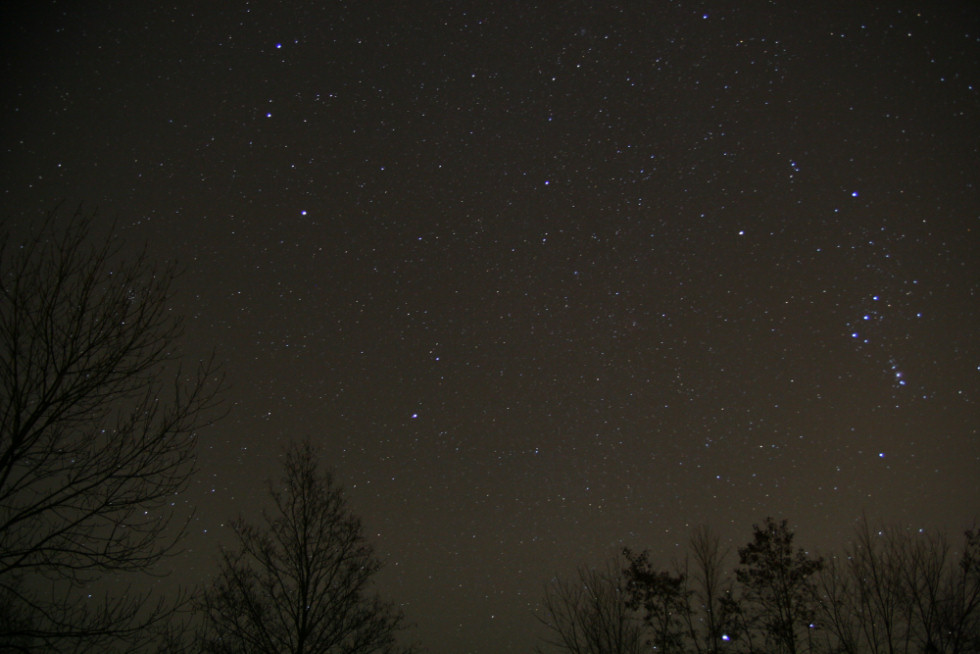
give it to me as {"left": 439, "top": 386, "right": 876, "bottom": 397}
{"left": 198, "top": 438, "right": 413, "bottom": 654}
{"left": 0, "top": 208, "right": 220, "bottom": 650}
{"left": 544, "top": 518, "right": 977, "bottom": 654}
{"left": 622, "top": 549, "right": 687, "bottom": 653}
{"left": 623, "top": 527, "right": 740, "bottom": 654}
{"left": 735, "top": 517, "right": 823, "bottom": 654}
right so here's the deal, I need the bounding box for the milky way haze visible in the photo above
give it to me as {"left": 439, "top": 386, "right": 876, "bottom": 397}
{"left": 2, "top": 2, "right": 977, "bottom": 652}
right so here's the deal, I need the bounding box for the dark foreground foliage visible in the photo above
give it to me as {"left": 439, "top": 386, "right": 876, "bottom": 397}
{"left": 538, "top": 518, "right": 979, "bottom": 654}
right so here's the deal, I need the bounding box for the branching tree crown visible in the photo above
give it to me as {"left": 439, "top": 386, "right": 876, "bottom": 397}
{"left": 549, "top": 518, "right": 976, "bottom": 654}
{"left": 198, "top": 438, "right": 413, "bottom": 654}
{"left": 814, "top": 519, "right": 980, "bottom": 654}
{"left": 0, "top": 208, "right": 221, "bottom": 650}
{"left": 622, "top": 548, "right": 687, "bottom": 653}
{"left": 622, "top": 527, "right": 740, "bottom": 654}
{"left": 735, "top": 517, "right": 823, "bottom": 654}
{"left": 535, "top": 559, "right": 643, "bottom": 654}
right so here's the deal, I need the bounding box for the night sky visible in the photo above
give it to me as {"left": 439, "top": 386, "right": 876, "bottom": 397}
{"left": 1, "top": 2, "right": 978, "bottom": 652}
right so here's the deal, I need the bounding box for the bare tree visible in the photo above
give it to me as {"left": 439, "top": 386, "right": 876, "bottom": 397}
{"left": 622, "top": 548, "right": 688, "bottom": 653}
{"left": 815, "top": 520, "right": 980, "bottom": 654}
{"left": 812, "top": 553, "right": 863, "bottom": 654}
{"left": 902, "top": 526, "right": 980, "bottom": 654}
{"left": 683, "top": 526, "right": 739, "bottom": 654}
{"left": 0, "top": 209, "right": 220, "bottom": 650}
{"left": 197, "top": 439, "right": 413, "bottom": 654}
{"left": 623, "top": 528, "right": 740, "bottom": 654}
{"left": 736, "top": 518, "right": 823, "bottom": 654}
{"left": 535, "top": 559, "right": 643, "bottom": 654}
{"left": 940, "top": 528, "right": 980, "bottom": 654}
{"left": 815, "top": 519, "right": 916, "bottom": 654}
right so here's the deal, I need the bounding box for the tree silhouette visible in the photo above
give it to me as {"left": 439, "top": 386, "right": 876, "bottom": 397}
{"left": 623, "top": 527, "right": 740, "bottom": 654}
{"left": 814, "top": 519, "right": 980, "bottom": 654}
{"left": 0, "top": 208, "right": 220, "bottom": 650}
{"left": 735, "top": 518, "right": 823, "bottom": 654}
{"left": 622, "top": 548, "right": 687, "bottom": 653}
{"left": 535, "top": 559, "right": 643, "bottom": 654}
{"left": 681, "top": 526, "right": 740, "bottom": 654}
{"left": 197, "top": 439, "right": 413, "bottom": 654}
{"left": 556, "top": 518, "right": 977, "bottom": 654}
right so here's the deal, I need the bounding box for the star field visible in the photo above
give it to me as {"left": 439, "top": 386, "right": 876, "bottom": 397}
{"left": 1, "top": 2, "right": 978, "bottom": 652}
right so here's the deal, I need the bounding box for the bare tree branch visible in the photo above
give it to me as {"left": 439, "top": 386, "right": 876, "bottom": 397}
{"left": 0, "top": 208, "right": 222, "bottom": 650}
{"left": 813, "top": 518, "right": 980, "bottom": 654}
{"left": 535, "top": 559, "right": 643, "bottom": 654}
{"left": 198, "top": 438, "right": 414, "bottom": 654}
{"left": 736, "top": 517, "right": 823, "bottom": 654}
